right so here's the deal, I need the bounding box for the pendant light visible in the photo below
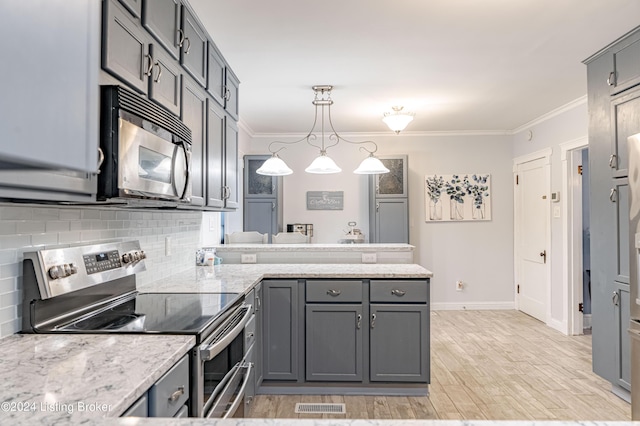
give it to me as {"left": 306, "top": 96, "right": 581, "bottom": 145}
{"left": 383, "top": 106, "right": 414, "bottom": 134}
{"left": 256, "top": 85, "right": 389, "bottom": 176}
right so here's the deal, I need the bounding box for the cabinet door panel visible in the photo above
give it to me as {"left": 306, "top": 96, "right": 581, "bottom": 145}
{"left": 206, "top": 100, "right": 225, "bottom": 208}
{"left": 614, "top": 282, "right": 631, "bottom": 390}
{"left": 244, "top": 199, "right": 277, "bottom": 239}
{"left": 615, "top": 179, "right": 630, "bottom": 283}
{"left": 181, "top": 6, "right": 207, "bottom": 86}
{"left": 611, "top": 37, "right": 640, "bottom": 95}
{"left": 118, "top": 0, "right": 141, "bottom": 18}
{"left": 375, "top": 199, "right": 409, "bottom": 243}
{"left": 370, "top": 304, "right": 429, "bottom": 383}
{"left": 374, "top": 156, "right": 408, "bottom": 197}
{"left": 207, "top": 43, "right": 226, "bottom": 106}
{"left": 225, "top": 69, "right": 240, "bottom": 120}
{"left": 149, "top": 45, "right": 181, "bottom": 116}
{"left": 245, "top": 156, "right": 278, "bottom": 197}
{"left": 611, "top": 89, "right": 640, "bottom": 177}
{"left": 263, "top": 280, "right": 299, "bottom": 381}
{"left": 306, "top": 304, "right": 363, "bottom": 382}
{"left": 225, "top": 118, "right": 239, "bottom": 209}
{"left": 182, "top": 78, "right": 206, "bottom": 206}
{"left": 103, "top": 0, "right": 149, "bottom": 94}
{"left": 142, "top": 0, "right": 180, "bottom": 59}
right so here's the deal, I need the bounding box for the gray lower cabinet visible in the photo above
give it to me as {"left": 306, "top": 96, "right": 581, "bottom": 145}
{"left": 262, "top": 280, "right": 299, "bottom": 381}
{"left": 244, "top": 199, "right": 278, "bottom": 241}
{"left": 614, "top": 281, "right": 631, "bottom": 389}
{"left": 122, "top": 394, "right": 148, "bottom": 417}
{"left": 369, "top": 304, "right": 429, "bottom": 382}
{"left": 305, "top": 304, "right": 363, "bottom": 382}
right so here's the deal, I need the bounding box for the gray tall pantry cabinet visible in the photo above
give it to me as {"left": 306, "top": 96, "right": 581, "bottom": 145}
{"left": 585, "top": 26, "right": 640, "bottom": 393}
{"left": 369, "top": 156, "right": 409, "bottom": 243}
{"left": 243, "top": 155, "right": 283, "bottom": 242}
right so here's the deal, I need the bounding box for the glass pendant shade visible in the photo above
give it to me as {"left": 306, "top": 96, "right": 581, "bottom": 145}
{"left": 256, "top": 155, "right": 293, "bottom": 176}
{"left": 353, "top": 155, "right": 390, "bottom": 174}
{"left": 305, "top": 153, "right": 342, "bottom": 174}
{"left": 383, "top": 106, "right": 414, "bottom": 134}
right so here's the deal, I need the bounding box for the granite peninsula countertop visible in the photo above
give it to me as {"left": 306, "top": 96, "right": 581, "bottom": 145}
{"left": 0, "top": 333, "right": 194, "bottom": 423}
{"left": 212, "top": 243, "right": 415, "bottom": 252}
{"left": 137, "top": 263, "right": 433, "bottom": 294}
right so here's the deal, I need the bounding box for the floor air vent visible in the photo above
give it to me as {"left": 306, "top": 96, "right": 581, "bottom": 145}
{"left": 294, "top": 403, "right": 346, "bottom": 414}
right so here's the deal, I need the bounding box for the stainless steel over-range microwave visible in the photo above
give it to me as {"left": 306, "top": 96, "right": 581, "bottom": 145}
{"left": 98, "top": 85, "right": 192, "bottom": 205}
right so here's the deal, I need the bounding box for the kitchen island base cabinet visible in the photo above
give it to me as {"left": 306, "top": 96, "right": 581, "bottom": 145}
{"left": 262, "top": 280, "right": 301, "bottom": 381}
{"left": 306, "top": 304, "right": 363, "bottom": 382}
{"left": 370, "top": 304, "right": 429, "bottom": 383}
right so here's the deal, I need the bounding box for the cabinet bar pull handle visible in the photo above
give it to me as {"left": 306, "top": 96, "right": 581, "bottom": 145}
{"left": 177, "top": 29, "right": 185, "bottom": 47}
{"left": 153, "top": 63, "right": 162, "bottom": 83}
{"left": 272, "top": 202, "right": 275, "bottom": 211}
{"left": 371, "top": 313, "right": 376, "bottom": 328}
{"left": 612, "top": 291, "right": 620, "bottom": 306}
{"left": 607, "top": 71, "right": 615, "bottom": 86}
{"left": 97, "top": 148, "right": 105, "bottom": 173}
{"left": 376, "top": 202, "right": 380, "bottom": 212}
{"left": 610, "top": 188, "right": 617, "bottom": 202}
{"left": 356, "top": 314, "right": 362, "bottom": 329}
{"left": 327, "top": 289, "right": 341, "bottom": 297}
{"left": 145, "top": 54, "right": 154, "bottom": 76}
{"left": 391, "top": 289, "right": 406, "bottom": 297}
{"left": 609, "top": 154, "right": 617, "bottom": 168}
{"left": 184, "top": 37, "right": 191, "bottom": 54}
{"left": 224, "top": 87, "right": 231, "bottom": 102}
{"left": 255, "top": 294, "right": 261, "bottom": 311}
{"left": 168, "top": 386, "right": 185, "bottom": 402}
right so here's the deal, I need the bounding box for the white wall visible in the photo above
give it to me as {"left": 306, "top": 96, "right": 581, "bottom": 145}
{"left": 242, "top": 132, "right": 516, "bottom": 310}
{"left": 511, "top": 98, "right": 588, "bottom": 331}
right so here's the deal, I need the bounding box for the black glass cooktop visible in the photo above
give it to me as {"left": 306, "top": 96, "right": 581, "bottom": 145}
{"left": 56, "top": 292, "right": 242, "bottom": 336}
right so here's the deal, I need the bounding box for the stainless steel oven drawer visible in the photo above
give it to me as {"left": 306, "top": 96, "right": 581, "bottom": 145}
{"left": 306, "top": 280, "right": 363, "bottom": 302}
{"left": 370, "top": 280, "right": 428, "bottom": 303}
{"left": 149, "top": 355, "right": 189, "bottom": 417}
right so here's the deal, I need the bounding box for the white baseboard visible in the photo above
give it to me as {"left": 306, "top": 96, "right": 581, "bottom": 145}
{"left": 547, "top": 317, "right": 567, "bottom": 335}
{"left": 431, "top": 301, "right": 515, "bottom": 311}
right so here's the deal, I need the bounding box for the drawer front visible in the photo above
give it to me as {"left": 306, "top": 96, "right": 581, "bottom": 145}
{"left": 148, "top": 355, "right": 189, "bottom": 417}
{"left": 122, "top": 393, "right": 148, "bottom": 417}
{"left": 306, "top": 280, "right": 363, "bottom": 302}
{"left": 370, "top": 280, "right": 428, "bottom": 303}
{"left": 245, "top": 314, "right": 256, "bottom": 351}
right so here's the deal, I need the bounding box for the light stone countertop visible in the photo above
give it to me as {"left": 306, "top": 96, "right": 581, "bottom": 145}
{"left": 212, "top": 243, "right": 415, "bottom": 252}
{"left": 0, "top": 333, "right": 194, "bottom": 424}
{"left": 137, "top": 263, "right": 433, "bottom": 294}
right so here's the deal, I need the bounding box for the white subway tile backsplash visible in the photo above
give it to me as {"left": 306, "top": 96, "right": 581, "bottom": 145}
{"left": 0, "top": 204, "right": 203, "bottom": 340}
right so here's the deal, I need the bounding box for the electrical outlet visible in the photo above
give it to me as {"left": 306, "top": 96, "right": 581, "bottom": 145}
{"left": 241, "top": 253, "right": 257, "bottom": 264}
{"left": 456, "top": 280, "right": 464, "bottom": 291}
{"left": 361, "top": 253, "right": 377, "bottom": 264}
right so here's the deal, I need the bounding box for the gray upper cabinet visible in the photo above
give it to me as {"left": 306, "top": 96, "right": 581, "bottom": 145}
{"left": 373, "top": 156, "right": 408, "bottom": 198}
{"left": 148, "top": 44, "right": 182, "bottom": 116}
{"left": 103, "top": 0, "right": 150, "bottom": 95}
{"left": 0, "top": 0, "right": 99, "bottom": 174}
{"left": 207, "top": 43, "right": 226, "bottom": 107}
{"left": 206, "top": 100, "right": 225, "bottom": 208}
{"left": 306, "top": 304, "right": 363, "bottom": 382}
{"left": 225, "top": 119, "right": 239, "bottom": 209}
{"left": 244, "top": 155, "right": 283, "bottom": 239}
{"left": 369, "top": 304, "right": 429, "bottom": 383}
{"left": 181, "top": 6, "right": 207, "bottom": 87}
{"left": 225, "top": 69, "right": 240, "bottom": 121}
{"left": 262, "top": 280, "right": 300, "bottom": 381}
{"left": 611, "top": 89, "right": 640, "bottom": 178}
{"left": 609, "top": 34, "right": 640, "bottom": 95}
{"left": 181, "top": 76, "right": 207, "bottom": 207}
{"left": 142, "top": 0, "right": 181, "bottom": 60}
{"left": 118, "top": 0, "right": 142, "bottom": 18}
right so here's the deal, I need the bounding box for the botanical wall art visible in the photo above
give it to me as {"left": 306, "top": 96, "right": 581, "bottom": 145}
{"left": 425, "top": 174, "right": 492, "bottom": 221}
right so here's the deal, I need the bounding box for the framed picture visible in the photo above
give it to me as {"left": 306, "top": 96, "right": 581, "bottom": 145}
{"left": 425, "top": 174, "right": 491, "bottom": 221}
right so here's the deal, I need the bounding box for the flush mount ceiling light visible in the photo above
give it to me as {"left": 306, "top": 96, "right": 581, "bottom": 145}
{"left": 383, "top": 106, "right": 415, "bottom": 134}
{"left": 256, "top": 85, "right": 389, "bottom": 176}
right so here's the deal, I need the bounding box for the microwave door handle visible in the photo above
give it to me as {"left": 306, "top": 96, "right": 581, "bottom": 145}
{"left": 172, "top": 142, "right": 190, "bottom": 199}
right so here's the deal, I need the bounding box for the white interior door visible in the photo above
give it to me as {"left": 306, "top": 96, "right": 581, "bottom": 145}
{"left": 515, "top": 157, "right": 550, "bottom": 322}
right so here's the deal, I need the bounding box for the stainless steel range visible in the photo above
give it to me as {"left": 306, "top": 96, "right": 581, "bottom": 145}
{"left": 21, "top": 240, "right": 253, "bottom": 418}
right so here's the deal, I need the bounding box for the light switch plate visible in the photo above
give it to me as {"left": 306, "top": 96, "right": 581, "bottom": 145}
{"left": 241, "top": 253, "right": 257, "bottom": 264}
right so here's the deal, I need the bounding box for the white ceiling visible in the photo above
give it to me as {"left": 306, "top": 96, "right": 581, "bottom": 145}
{"left": 189, "top": 0, "right": 640, "bottom": 135}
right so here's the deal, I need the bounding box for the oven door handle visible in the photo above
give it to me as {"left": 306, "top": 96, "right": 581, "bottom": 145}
{"left": 204, "top": 361, "right": 253, "bottom": 419}
{"left": 199, "top": 304, "right": 252, "bottom": 361}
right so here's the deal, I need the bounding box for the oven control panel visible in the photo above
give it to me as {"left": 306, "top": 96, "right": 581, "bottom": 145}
{"left": 83, "top": 250, "right": 122, "bottom": 274}
{"left": 23, "top": 240, "right": 147, "bottom": 300}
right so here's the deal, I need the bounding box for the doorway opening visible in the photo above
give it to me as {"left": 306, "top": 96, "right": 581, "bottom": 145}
{"left": 561, "top": 137, "right": 589, "bottom": 335}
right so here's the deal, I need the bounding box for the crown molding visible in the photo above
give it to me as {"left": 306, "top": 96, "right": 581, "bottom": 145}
{"left": 511, "top": 95, "right": 587, "bottom": 135}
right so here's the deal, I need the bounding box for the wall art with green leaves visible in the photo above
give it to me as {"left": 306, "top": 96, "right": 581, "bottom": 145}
{"left": 425, "top": 174, "right": 491, "bottom": 222}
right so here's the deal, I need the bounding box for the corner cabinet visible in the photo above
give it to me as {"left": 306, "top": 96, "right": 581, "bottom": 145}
{"left": 585, "top": 26, "right": 640, "bottom": 393}
{"left": 369, "top": 155, "right": 409, "bottom": 243}
{"left": 0, "top": 0, "right": 99, "bottom": 173}
{"left": 243, "top": 155, "right": 283, "bottom": 241}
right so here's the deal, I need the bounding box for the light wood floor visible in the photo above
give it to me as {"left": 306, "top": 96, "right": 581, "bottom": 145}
{"left": 248, "top": 310, "right": 632, "bottom": 421}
